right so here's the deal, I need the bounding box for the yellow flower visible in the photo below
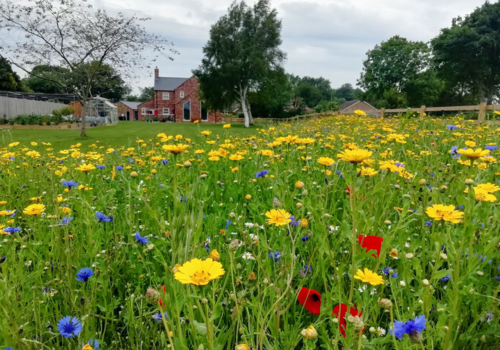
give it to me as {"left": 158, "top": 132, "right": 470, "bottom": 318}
{"left": 317, "top": 157, "right": 335, "bottom": 167}
{"left": 354, "top": 268, "right": 384, "bottom": 286}
{"left": 301, "top": 325, "right": 318, "bottom": 340}
{"left": 0, "top": 201, "right": 7, "bottom": 205}
{"left": 354, "top": 110, "right": 367, "bottom": 117}
{"left": 474, "top": 188, "right": 496, "bottom": 202}
{"left": 359, "top": 166, "right": 378, "bottom": 177}
{"left": 229, "top": 154, "right": 244, "bottom": 161}
{"left": 260, "top": 150, "right": 274, "bottom": 157}
{"left": 265, "top": 209, "right": 292, "bottom": 226}
{"left": 465, "top": 141, "right": 476, "bottom": 148}
{"left": 337, "top": 149, "right": 372, "bottom": 163}
{"left": 235, "top": 345, "right": 250, "bottom": 350}
{"left": 82, "top": 344, "right": 93, "bottom": 350}
{"left": 231, "top": 167, "right": 239, "bottom": 172}
{"left": 245, "top": 194, "right": 251, "bottom": 200}
{"left": 23, "top": 204, "right": 46, "bottom": 216}
{"left": 60, "top": 207, "right": 72, "bottom": 214}
{"left": 193, "top": 120, "right": 200, "bottom": 124}
{"left": 174, "top": 258, "right": 225, "bottom": 286}
{"left": 163, "top": 144, "right": 190, "bottom": 155}
{"left": 476, "top": 183, "right": 500, "bottom": 193}
{"left": 426, "top": 204, "right": 464, "bottom": 223}
{"left": 26, "top": 150, "right": 40, "bottom": 158}
{"left": 300, "top": 218, "right": 308, "bottom": 228}
{"left": 201, "top": 131, "right": 212, "bottom": 136}
{"left": 209, "top": 249, "right": 221, "bottom": 261}
{"left": 209, "top": 156, "right": 220, "bottom": 161}
{"left": 9, "top": 142, "right": 19, "bottom": 147}
{"left": 0, "top": 210, "right": 16, "bottom": 216}
{"left": 76, "top": 163, "right": 96, "bottom": 173}
{"left": 458, "top": 148, "right": 489, "bottom": 159}
{"left": 389, "top": 249, "right": 399, "bottom": 258}
{"left": 223, "top": 124, "right": 231, "bottom": 129}
{"left": 295, "top": 181, "right": 305, "bottom": 189}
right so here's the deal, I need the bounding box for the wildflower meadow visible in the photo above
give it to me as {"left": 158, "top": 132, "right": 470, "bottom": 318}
{"left": 1, "top": 115, "right": 500, "bottom": 350}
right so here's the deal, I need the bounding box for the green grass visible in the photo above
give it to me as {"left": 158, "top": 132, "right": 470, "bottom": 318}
{"left": 0, "top": 121, "right": 261, "bottom": 150}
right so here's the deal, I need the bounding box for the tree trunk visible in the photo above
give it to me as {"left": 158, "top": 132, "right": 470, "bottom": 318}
{"left": 246, "top": 97, "right": 255, "bottom": 125}
{"left": 239, "top": 86, "right": 250, "bottom": 128}
{"left": 80, "top": 100, "right": 87, "bottom": 137}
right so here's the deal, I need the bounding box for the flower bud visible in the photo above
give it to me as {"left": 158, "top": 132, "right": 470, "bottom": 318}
{"left": 480, "top": 335, "right": 486, "bottom": 343}
{"left": 229, "top": 239, "right": 240, "bottom": 252}
{"left": 409, "top": 330, "right": 423, "bottom": 344}
{"left": 209, "top": 249, "right": 220, "bottom": 261}
{"left": 384, "top": 220, "right": 391, "bottom": 224}
{"left": 145, "top": 288, "right": 160, "bottom": 304}
{"left": 201, "top": 298, "right": 208, "bottom": 304}
{"left": 369, "top": 327, "right": 376, "bottom": 333}
{"left": 302, "top": 189, "right": 308, "bottom": 196}
{"left": 443, "top": 326, "right": 449, "bottom": 331}
{"left": 295, "top": 181, "right": 305, "bottom": 189}
{"left": 273, "top": 197, "right": 281, "bottom": 207}
{"left": 235, "top": 344, "right": 250, "bottom": 350}
{"left": 347, "top": 315, "right": 355, "bottom": 323}
{"left": 440, "top": 185, "right": 448, "bottom": 192}
{"left": 130, "top": 171, "right": 138, "bottom": 178}
{"left": 301, "top": 325, "right": 318, "bottom": 340}
{"left": 406, "top": 253, "right": 414, "bottom": 259}
{"left": 379, "top": 298, "right": 393, "bottom": 309}
{"left": 296, "top": 202, "right": 303, "bottom": 208}
{"left": 353, "top": 316, "right": 364, "bottom": 331}
{"left": 440, "top": 253, "right": 448, "bottom": 260}
{"left": 465, "top": 179, "right": 474, "bottom": 185}
{"left": 183, "top": 161, "right": 192, "bottom": 168}
{"left": 422, "top": 279, "right": 429, "bottom": 286}
{"left": 400, "top": 281, "right": 406, "bottom": 287}
{"left": 418, "top": 179, "right": 426, "bottom": 186}
{"left": 245, "top": 194, "right": 251, "bottom": 200}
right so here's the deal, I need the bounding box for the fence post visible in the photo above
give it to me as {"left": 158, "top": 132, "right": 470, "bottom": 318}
{"left": 379, "top": 108, "right": 385, "bottom": 118}
{"left": 478, "top": 101, "right": 487, "bottom": 123}
{"left": 420, "top": 105, "right": 426, "bottom": 116}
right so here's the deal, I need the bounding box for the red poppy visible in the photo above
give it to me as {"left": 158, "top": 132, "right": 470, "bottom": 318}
{"left": 332, "top": 303, "right": 364, "bottom": 337}
{"left": 358, "top": 235, "right": 383, "bottom": 258}
{"left": 159, "top": 285, "right": 166, "bottom": 307}
{"left": 298, "top": 287, "right": 322, "bottom": 315}
{"left": 346, "top": 187, "right": 366, "bottom": 201}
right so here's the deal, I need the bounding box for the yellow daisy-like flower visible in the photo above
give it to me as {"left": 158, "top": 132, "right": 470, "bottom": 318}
{"left": 358, "top": 166, "right": 378, "bottom": 177}
{"left": 354, "top": 268, "right": 384, "bottom": 286}
{"left": 223, "top": 124, "right": 231, "bottom": 129}
{"left": 426, "top": 204, "right": 464, "bottom": 223}
{"left": 457, "top": 148, "right": 490, "bottom": 159}
{"left": 23, "top": 203, "right": 46, "bottom": 216}
{"left": 337, "top": 149, "right": 373, "bottom": 163}
{"left": 162, "top": 144, "right": 190, "bottom": 155}
{"left": 474, "top": 188, "right": 496, "bottom": 202}
{"left": 229, "top": 154, "right": 244, "bottom": 161}
{"left": 174, "top": 258, "right": 225, "bottom": 286}
{"left": 76, "top": 163, "right": 96, "bottom": 173}
{"left": 0, "top": 210, "right": 16, "bottom": 216}
{"left": 201, "top": 131, "right": 212, "bottom": 136}
{"left": 476, "top": 183, "right": 500, "bottom": 193}
{"left": 60, "top": 207, "right": 72, "bottom": 214}
{"left": 354, "top": 110, "right": 367, "bottom": 117}
{"left": 265, "top": 209, "right": 292, "bottom": 226}
{"left": 317, "top": 157, "right": 335, "bottom": 167}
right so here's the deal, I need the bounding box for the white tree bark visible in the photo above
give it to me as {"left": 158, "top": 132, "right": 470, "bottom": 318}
{"left": 246, "top": 97, "right": 255, "bottom": 125}
{"left": 239, "top": 86, "right": 250, "bottom": 128}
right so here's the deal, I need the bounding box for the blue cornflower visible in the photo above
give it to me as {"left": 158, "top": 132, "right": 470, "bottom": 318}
{"left": 2, "top": 226, "right": 20, "bottom": 234}
{"left": 299, "top": 265, "right": 312, "bottom": 276}
{"left": 61, "top": 180, "right": 79, "bottom": 188}
{"left": 128, "top": 158, "right": 134, "bottom": 163}
{"left": 425, "top": 221, "right": 432, "bottom": 227}
{"left": 440, "top": 274, "right": 451, "bottom": 282}
{"left": 97, "top": 165, "right": 106, "bottom": 169}
{"left": 9, "top": 156, "right": 14, "bottom": 161}
{"left": 135, "top": 232, "right": 149, "bottom": 244}
{"left": 485, "top": 145, "right": 498, "bottom": 151}
{"left": 82, "top": 339, "right": 100, "bottom": 350}
{"left": 226, "top": 220, "right": 231, "bottom": 229}
{"left": 162, "top": 160, "right": 169, "bottom": 165}
{"left": 450, "top": 146, "right": 459, "bottom": 159}
{"left": 57, "top": 316, "right": 82, "bottom": 338}
{"left": 256, "top": 170, "right": 268, "bottom": 178}
{"left": 495, "top": 277, "right": 500, "bottom": 281}
{"left": 76, "top": 268, "right": 94, "bottom": 282}
{"left": 382, "top": 267, "right": 399, "bottom": 278}
{"left": 179, "top": 196, "right": 187, "bottom": 203}
{"left": 96, "top": 211, "right": 113, "bottom": 222}
{"left": 290, "top": 215, "right": 300, "bottom": 227}
{"left": 58, "top": 217, "right": 73, "bottom": 226}
{"left": 115, "top": 166, "right": 123, "bottom": 171}
{"left": 268, "top": 251, "right": 281, "bottom": 262}
{"left": 446, "top": 125, "right": 458, "bottom": 130}
{"left": 301, "top": 236, "right": 309, "bottom": 242}
{"left": 390, "top": 315, "right": 427, "bottom": 340}
{"left": 0, "top": 256, "right": 6, "bottom": 263}
{"left": 153, "top": 312, "right": 169, "bottom": 322}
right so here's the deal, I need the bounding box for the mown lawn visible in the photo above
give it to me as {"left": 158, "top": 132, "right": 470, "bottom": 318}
{"left": 0, "top": 121, "right": 261, "bottom": 150}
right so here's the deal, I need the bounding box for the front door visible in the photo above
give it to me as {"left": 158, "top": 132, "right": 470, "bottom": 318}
{"left": 134, "top": 111, "right": 138, "bottom": 121}
{"left": 126, "top": 111, "right": 130, "bottom": 121}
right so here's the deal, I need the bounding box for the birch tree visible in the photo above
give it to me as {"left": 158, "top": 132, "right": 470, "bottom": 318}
{"left": 193, "top": 0, "right": 286, "bottom": 127}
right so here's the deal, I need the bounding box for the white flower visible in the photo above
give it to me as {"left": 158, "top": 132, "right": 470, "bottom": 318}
{"left": 376, "top": 327, "right": 386, "bottom": 336}
{"left": 405, "top": 242, "right": 410, "bottom": 248}
{"left": 164, "top": 221, "right": 170, "bottom": 226}
{"left": 400, "top": 281, "right": 406, "bottom": 287}
{"left": 230, "top": 232, "right": 238, "bottom": 235}
{"left": 242, "top": 252, "right": 255, "bottom": 260}
{"left": 249, "top": 233, "right": 258, "bottom": 240}
{"left": 245, "top": 222, "right": 255, "bottom": 228}
{"left": 329, "top": 225, "right": 339, "bottom": 232}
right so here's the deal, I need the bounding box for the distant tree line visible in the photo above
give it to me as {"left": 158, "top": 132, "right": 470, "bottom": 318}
{"left": 358, "top": 1, "right": 500, "bottom": 108}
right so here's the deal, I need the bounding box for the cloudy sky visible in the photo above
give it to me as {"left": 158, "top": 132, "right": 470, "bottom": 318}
{"left": 95, "top": 0, "right": 484, "bottom": 91}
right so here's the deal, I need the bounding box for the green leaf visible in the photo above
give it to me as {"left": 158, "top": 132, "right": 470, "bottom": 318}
{"left": 433, "top": 269, "right": 453, "bottom": 280}
{"left": 192, "top": 320, "right": 207, "bottom": 335}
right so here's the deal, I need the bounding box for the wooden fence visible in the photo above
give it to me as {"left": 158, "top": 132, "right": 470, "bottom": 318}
{"left": 220, "top": 113, "right": 326, "bottom": 124}
{"left": 342, "top": 102, "right": 500, "bottom": 123}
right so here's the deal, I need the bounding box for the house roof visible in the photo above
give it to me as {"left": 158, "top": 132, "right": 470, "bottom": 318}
{"left": 339, "top": 100, "right": 360, "bottom": 111}
{"left": 119, "top": 101, "right": 142, "bottom": 110}
{"left": 154, "top": 77, "right": 189, "bottom": 91}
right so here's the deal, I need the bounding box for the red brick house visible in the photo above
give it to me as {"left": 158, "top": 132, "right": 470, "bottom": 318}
{"left": 117, "top": 101, "right": 140, "bottom": 121}
{"left": 137, "top": 68, "right": 222, "bottom": 123}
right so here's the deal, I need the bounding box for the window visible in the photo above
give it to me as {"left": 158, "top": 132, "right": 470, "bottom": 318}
{"left": 183, "top": 101, "right": 191, "bottom": 121}
{"left": 201, "top": 102, "right": 208, "bottom": 121}
{"left": 163, "top": 108, "right": 170, "bottom": 115}
{"left": 180, "top": 91, "right": 185, "bottom": 98}
{"left": 141, "top": 108, "right": 146, "bottom": 115}
{"left": 162, "top": 92, "right": 170, "bottom": 100}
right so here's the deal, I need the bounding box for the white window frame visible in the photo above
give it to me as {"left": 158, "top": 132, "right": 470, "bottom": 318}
{"left": 163, "top": 108, "right": 170, "bottom": 115}
{"left": 141, "top": 108, "right": 146, "bottom": 115}
{"left": 183, "top": 101, "right": 191, "bottom": 121}
{"left": 162, "top": 92, "right": 170, "bottom": 100}
{"left": 180, "top": 91, "right": 185, "bottom": 98}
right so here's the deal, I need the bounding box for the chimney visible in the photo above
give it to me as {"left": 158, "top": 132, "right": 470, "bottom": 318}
{"left": 154, "top": 66, "right": 159, "bottom": 79}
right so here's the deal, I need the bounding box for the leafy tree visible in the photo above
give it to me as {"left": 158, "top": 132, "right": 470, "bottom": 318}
{"left": 0, "top": 56, "right": 23, "bottom": 91}
{"left": 294, "top": 82, "right": 322, "bottom": 108}
{"left": 300, "top": 76, "right": 332, "bottom": 101}
{"left": 335, "top": 83, "right": 357, "bottom": 101}
{"left": 431, "top": 2, "right": 500, "bottom": 103}
{"left": 125, "top": 87, "right": 155, "bottom": 102}
{"left": 248, "top": 67, "right": 292, "bottom": 118}
{"left": 358, "top": 35, "right": 440, "bottom": 108}
{"left": 194, "top": 0, "right": 286, "bottom": 127}
{"left": 0, "top": 0, "right": 176, "bottom": 136}
{"left": 23, "top": 65, "right": 69, "bottom": 94}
